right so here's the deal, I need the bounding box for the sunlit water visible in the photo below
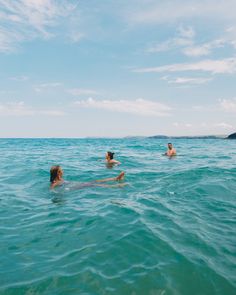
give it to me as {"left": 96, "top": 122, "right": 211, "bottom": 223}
{"left": 0, "top": 138, "right": 235, "bottom": 295}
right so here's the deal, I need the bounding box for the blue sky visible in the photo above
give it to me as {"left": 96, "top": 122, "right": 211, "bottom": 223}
{"left": 0, "top": 0, "right": 236, "bottom": 137}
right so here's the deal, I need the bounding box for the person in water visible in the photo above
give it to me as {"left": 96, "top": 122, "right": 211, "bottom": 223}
{"left": 50, "top": 165, "right": 125, "bottom": 189}
{"left": 165, "top": 143, "right": 177, "bottom": 156}
{"left": 105, "top": 151, "right": 121, "bottom": 165}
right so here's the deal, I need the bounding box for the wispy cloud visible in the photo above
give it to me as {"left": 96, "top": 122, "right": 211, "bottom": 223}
{"left": 178, "top": 26, "right": 195, "bottom": 39}
{"left": 214, "top": 122, "right": 234, "bottom": 129}
{"left": 183, "top": 46, "right": 211, "bottom": 57}
{"left": 131, "top": 1, "right": 236, "bottom": 61}
{"left": 219, "top": 98, "right": 236, "bottom": 112}
{"left": 147, "top": 26, "right": 194, "bottom": 53}
{"left": 0, "top": 101, "right": 66, "bottom": 116}
{"left": 0, "top": 0, "right": 76, "bottom": 52}
{"left": 34, "top": 82, "right": 62, "bottom": 92}
{"left": 183, "top": 39, "right": 225, "bottom": 57}
{"left": 9, "top": 75, "right": 29, "bottom": 81}
{"left": 163, "top": 76, "right": 212, "bottom": 85}
{"left": 68, "top": 88, "right": 98, "bottom": 96}
{"left": 74, "top": 97, "right": 171, "bottom": 117}
{"left": 147, "top": 25, "right": 230, "bottom": 58}
{"left": 147, "top": 36, "right": 193, "bottom": 54}
{"left": 225, "top": 26, "right": 236, "bottom": 48}
{"left": 126, "top": 0, "right": 236, "bottom": 25}
{"left": 133, "top": 58, "right": 236, "bottom": 74}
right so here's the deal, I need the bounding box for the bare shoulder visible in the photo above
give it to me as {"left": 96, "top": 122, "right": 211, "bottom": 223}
{"left": 50, "top": 180, "right": 63, "bottom": 189}
{"left": 110, "top": 159, "right": 121, "bottom": 164}
{"left": 50, "top": 182, "right": 57, "bottom": 189}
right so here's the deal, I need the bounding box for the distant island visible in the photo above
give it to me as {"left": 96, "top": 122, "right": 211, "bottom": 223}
{"left": 227, "top": 132, "right": 236, "bottom": 139}
{"left": 148, "top": 135, "right": 224, "bottom": 139}
{"left": 124, "top": 133, "right": 236, "bottom": 139}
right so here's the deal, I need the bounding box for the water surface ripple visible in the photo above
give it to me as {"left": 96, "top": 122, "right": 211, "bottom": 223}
{"left": 0, "top": 138, "right": 235, "bottom": 295}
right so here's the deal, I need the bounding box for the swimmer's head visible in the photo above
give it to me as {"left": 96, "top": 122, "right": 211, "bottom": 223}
{"left": 106, "top": 151, "right": 114, "bottom": 160}
{"left": 50, "top": 165, "right": 63, "bottom": 183}
{"left": 168, "top": 143, "right": 173, "bottom": 150}
{"left": 106, "top": 152, "right": 115, "bottom": 160}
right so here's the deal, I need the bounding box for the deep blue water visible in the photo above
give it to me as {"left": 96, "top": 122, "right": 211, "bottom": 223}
{"left": 0, "top": 138, "right": 236, "bottom": 295}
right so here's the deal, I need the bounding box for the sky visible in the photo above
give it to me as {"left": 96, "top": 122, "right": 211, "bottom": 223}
{"left": 0, "top": 0, "right": 236, "bottom": 137}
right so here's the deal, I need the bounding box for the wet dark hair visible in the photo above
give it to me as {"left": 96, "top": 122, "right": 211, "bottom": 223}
{"left": 168, "top": 143, "right": 172, "bottom": 145}
{"left": 50, "top": 165, "right": 61, "bottom": 183}
{"left": 107, "top": 151, "right": 115, "bottom": 160}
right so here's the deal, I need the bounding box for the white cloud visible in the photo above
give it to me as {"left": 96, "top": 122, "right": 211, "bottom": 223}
{"left": 183, "top": 46, "right": 211, "bottom": 57}
{"left": 178, "top": 26, "right": 195, "bottom": 39}
{"left": 128, "top": 1, "right": 236, "bottom": 60}
{"left": 9, "top": 75, "right": 29, "bottom": 81}
{"left": 147, "top": 24, "right": 228, "bottom": 58}
{"left": 68, "top": 88, "right": 98, "bottom": 96}
{"left": 183, "top": 39, "right": 225, "bottom": 57}
{"left": 0, "top": 0, "right": 76, "bottom": 52}
{"left": 147, "top": 38, "right": 193, "bottom": 53}
{"left": 74, "top": 97, "right": 171, "bottom": 117}
{"left": 219, "top": 98, "right": 236, "bottom": 112}
{"left": 34, "top": 82, "right": 61, "bottom": 92}
{"left": 214, "top": 122, "right": 234, "bottom": 129}
{"left": 0, "top": 101, "right": 66, "bottom": 116}
{"left": 126, "top": 0, "right": 236, "bottom": 25}
{"left": 147, "top": 25, "right": 194, "bottom": 53}
{"left": 133, "top": 57, "right": 236, "bottom": 74}
{"left": 225, "top": 26, "right": 236, "bottom": 46}
{"left": 166, "top": 76, "right": 212, "bottom": 85}
{"left": 147, "top": 40, "right": 173, "bottom": 53}
{"left": 38, "top": 82, "right": 61, "bottom": 87}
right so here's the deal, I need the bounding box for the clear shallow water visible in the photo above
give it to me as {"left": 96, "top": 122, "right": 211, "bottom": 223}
{"left": 0, "top": 138, "right": 236, "bottom": 295}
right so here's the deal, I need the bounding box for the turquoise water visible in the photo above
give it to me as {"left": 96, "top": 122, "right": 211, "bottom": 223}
{"left": 0, "top": 138, "right": 236, "bottom": 295}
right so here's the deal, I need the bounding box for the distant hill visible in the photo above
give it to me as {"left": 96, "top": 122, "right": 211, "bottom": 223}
{"left": 148, "top": 135, "right": 169, "bottom": 139}
{"left": 148, "top": 135, "right": 222, "bottom": 139}
{"left": 123, "top": 134, "right": 229, "bottom": 140}
{"left": 227, "top": 132, "right": 236, "bottom": 139}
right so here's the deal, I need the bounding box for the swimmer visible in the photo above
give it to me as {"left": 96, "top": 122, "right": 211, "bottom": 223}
{"left": 165, "top": 143, "right": 177, "bottom": 157}
{"left": 106, "top": 151, "right": 121, "bottom": 165}
{"left": 50, "top": 165, "right": 125, "bottom": 189}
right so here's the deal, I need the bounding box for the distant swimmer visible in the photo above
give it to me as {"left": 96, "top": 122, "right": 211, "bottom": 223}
{"left": 50, "top": 165, "right": 125, "bottom": 190}
{"left": 106, "top": 151, "right": 121, "bottom": 165}
{"left": 165, "top": 143, "right": 177, "bottom": 157}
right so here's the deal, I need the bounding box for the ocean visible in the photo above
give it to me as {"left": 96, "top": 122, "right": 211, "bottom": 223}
{"left": 0, "top": 138, "right": 235, "bottom": 295}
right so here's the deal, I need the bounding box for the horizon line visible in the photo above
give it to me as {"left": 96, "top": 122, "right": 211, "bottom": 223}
{"left": 0, "top": 134, "right": 231, "bottom": 139}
